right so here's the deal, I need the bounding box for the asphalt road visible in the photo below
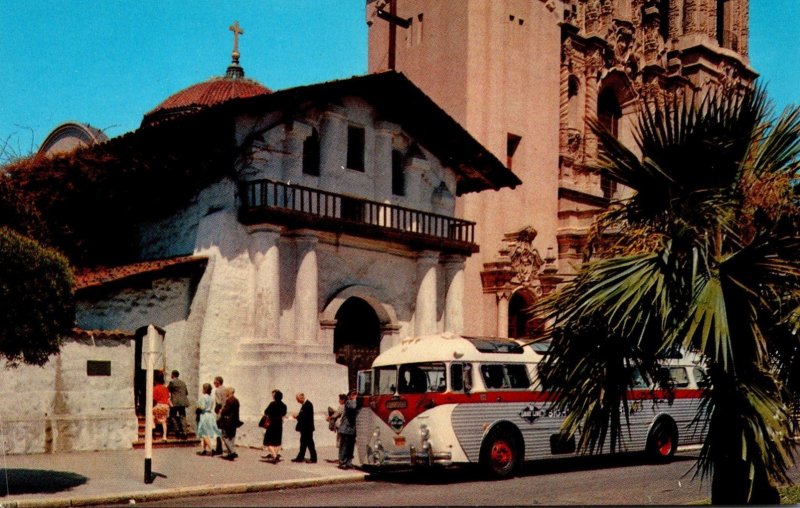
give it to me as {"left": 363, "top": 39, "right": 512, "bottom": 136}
{"left": 134, "top": 450, "right": 759, "bottom": 506}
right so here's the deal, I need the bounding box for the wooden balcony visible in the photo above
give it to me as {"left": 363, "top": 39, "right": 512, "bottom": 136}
{"left": 239, "top": 179, "right": 478, "bottom": 254}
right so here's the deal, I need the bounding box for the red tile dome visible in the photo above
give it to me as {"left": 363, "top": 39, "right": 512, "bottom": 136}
{"left": 142, "top": 20, "right": 270, "bottom": 127}
{"left": 142, "top": 74, "right": 271, "bottom": 127}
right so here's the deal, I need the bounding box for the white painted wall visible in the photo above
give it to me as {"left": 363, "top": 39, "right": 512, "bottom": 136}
{"left": 0, "top": 337, "right": 137, "bottom": 454}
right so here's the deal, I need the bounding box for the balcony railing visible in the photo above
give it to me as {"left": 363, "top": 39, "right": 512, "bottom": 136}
{"left": 239, "top": 179, "right": 476, "bottom": 252}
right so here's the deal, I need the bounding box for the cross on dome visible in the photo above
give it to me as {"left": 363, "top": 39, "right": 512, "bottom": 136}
{"left": 229, "top": 20, "right": 244, "bottom": 64}
{"left": 226, "top": 20, "right": 245, "bottom": 79}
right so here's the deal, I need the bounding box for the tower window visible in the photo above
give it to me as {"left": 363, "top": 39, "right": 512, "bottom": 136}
{"left": 716, "top": 0, "right": 736, "bottom": 50}
{"left": 507, "top": 133, "right": 522, "bottom": 170}
{"left": 347, "top": 125, "right": 365, "bottom": 171}
{"left": 302, "top": 128, "right": 320, "bottom": 176}
{"left": 392, "top": 149, "right": 405, "bottom": 196}
{"left": 598, "top": 89, "right": 621, "bottom": 199}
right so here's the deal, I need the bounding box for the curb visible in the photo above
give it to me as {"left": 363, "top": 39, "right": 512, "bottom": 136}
{"left": 2, "top": 473, "right": 368, "bottom": 507}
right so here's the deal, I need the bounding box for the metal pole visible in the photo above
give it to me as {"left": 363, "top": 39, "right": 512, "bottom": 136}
{"left": 144, "top": 325, "right": 156, "bottom": 483}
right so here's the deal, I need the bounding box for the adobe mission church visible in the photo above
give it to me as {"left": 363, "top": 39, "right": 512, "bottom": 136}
{"left": 1, "top": 0, "right": 753, "bottom": 454}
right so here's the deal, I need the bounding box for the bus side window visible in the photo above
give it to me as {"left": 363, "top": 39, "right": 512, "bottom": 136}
{"left": 451, "top": 364, "right": 463, "bottom": 392}
{"left": 505, "top": 364, "right": 531, "bottom": 389}
{"left": 481, "top": 364, "right": 505, "bottom": 389}
{"left": 693, "top": 366, "right": 709, "bottom": 388}
{"left": 669, "top": 367, "right": 689, "bottom": 388}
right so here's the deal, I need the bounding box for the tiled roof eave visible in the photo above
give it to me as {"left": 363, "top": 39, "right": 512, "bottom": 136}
{"left": 74, "top": 255, "right": 209, "bottom": 291}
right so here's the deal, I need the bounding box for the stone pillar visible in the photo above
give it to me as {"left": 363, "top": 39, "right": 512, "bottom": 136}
{"left": 294, "top": 232, "right": 319, "bottom": 345}
{"left": 496, "top": 290, "right": 511, "bottom": 338}
{"left": 415, "top": 250, "right": 439, "bottom": 336}
{"left": 584, "top": 50, "right": 602, "bottom": 164}
{"left": 319, "top": 106, "right": 348, "bottom": 189}
{"left": 682, "top": 0, "right": 699, "bottom": 35}
{"left": 443, "top": 255, "right": 466, "bottom": 334}
{"left": 284, "top": 121, "right": 313, "bottom": 183}
{"left": 669, "top": 0, "right": 683, "bottom": 40}
{"left": 374, "top": 121, "right": 400, "bottom": 202}
{"left": 738, "top": 0, "right": 749, "bottom": 57}
{"left": 250, "top": 226, "right": 282, "bottom": 341}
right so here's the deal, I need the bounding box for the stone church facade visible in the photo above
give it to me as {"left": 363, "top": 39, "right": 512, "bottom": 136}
{"left": 367, "top": 0, "right": 756, "bottom": 338}
{"left": 0, "top": 51, "right": 518, "bottom": 453}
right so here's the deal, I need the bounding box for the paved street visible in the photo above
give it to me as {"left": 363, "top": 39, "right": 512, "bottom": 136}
{"left": 131, "top": 450, "right": 782, "bottom": 506}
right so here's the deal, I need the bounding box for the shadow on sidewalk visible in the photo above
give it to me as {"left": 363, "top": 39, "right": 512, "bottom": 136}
{"left": 0, "top": 468, "right": 88, "bottom": 496}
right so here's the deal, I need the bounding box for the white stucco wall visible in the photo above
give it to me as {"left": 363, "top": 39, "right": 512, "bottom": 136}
{"left": 77, "top": 276, "right": 199, "bottom": 402}
{"left": 0, "top": 337, "right": 137, "bottom": 454}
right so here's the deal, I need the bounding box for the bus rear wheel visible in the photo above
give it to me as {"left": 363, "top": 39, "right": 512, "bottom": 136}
{"left": 646, "top": 419, "right": 677, "bottom": 462}
{"left": 480, "top": 430, "right": 519, "bottom": 478}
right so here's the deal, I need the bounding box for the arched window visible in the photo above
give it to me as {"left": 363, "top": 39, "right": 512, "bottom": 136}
{"left": 598, "top": 88, "right": 621, "bottom": 199}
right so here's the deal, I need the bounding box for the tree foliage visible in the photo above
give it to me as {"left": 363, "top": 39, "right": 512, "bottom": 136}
{"left": 0, "top": 227, "right": 74, "bottom": 366}
{"left": 1, "top": 110, "right": 235, "bottom": 267}
{"left": 536, "top": 86, "right": 800, "bottom": 504}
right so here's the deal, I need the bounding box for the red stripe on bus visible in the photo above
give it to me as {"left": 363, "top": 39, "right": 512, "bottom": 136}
{"left": 363, "top": 388, "right": 702, "bottom": 431}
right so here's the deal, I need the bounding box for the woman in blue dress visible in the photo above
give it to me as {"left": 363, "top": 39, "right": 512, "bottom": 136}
{"left": 195, "top": 383, "right": 221, "bottom": 456}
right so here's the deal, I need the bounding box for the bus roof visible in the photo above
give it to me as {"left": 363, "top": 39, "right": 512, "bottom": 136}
{"left": 371, "top": 333, "right": 544, "bottom": 367}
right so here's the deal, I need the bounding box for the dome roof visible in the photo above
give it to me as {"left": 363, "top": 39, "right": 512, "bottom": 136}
{"left": 141, "top": 21, "right": 271, "bottom": 127}
{"left": 142, "top": 75, "right": 271, "bottom": 126}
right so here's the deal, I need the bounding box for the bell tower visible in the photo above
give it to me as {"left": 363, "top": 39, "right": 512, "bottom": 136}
{"left": 366, "top": 0, "right": 755, "bottom": 337}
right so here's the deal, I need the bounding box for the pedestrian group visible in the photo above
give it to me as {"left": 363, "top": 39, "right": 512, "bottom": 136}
{"left": 151, "top": 371, "right": 358, "bottom": 467}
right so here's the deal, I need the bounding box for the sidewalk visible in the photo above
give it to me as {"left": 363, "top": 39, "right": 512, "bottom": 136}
{"left": 0, "top": 445, "right": 365, "bottom": 507}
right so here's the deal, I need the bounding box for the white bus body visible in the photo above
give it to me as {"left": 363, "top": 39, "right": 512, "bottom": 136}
{"left": 355, "top": 333, "right": 707, "bottom": 477}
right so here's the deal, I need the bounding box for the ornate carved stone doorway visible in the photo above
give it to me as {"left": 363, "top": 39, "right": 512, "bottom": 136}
{"left": 333, "top": 297, "right": 381, "bottom": 390}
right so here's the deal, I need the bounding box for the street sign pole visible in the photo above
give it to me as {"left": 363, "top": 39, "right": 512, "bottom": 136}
{"left": 144, "top": 325, "right": 157, "bottom": 483}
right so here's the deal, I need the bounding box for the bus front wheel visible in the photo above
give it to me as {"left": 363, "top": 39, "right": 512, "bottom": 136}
{"left": 480, "top": 430, "right": 519, "bottom": 478}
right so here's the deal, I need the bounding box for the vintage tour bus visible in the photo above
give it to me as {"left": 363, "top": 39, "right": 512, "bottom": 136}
{"left": 355, "top": 333, "right": 707, "bottom": 477}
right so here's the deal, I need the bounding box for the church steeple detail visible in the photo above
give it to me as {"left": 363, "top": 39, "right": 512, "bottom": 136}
{"left": 226, "top": 20, "right": 245, "bottom": 79}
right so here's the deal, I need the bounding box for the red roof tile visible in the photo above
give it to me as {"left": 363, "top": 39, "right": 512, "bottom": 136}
{"left": 142, "top": 77, "right": 271, "bottom": 126}
{"left": 74, "top": 255, "right": 207, "bottom": 290}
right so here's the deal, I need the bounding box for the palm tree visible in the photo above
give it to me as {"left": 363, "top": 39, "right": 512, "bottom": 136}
{"left": 536, "top": 86, "right": 800, "bottom": 504}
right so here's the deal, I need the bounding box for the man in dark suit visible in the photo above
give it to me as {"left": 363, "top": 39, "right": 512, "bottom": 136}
{"left": 218, "top": 387, "right": 241, "bottom": 461}
{"left": 291, "top": 392, "right": 317, "bottom": 463}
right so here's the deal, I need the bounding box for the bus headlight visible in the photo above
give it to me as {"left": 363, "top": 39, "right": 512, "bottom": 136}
{"left": 367, "top": 426, "right": 385, "bottom": 465}
{"left": 419, "top": 424, "right": 431, "bottom": 442}
{"left": 419, "top": 424, "right": 433, "bottom": 466}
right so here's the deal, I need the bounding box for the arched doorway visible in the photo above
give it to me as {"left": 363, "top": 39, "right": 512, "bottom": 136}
{"left": 508, "top": 292, "right": 532, "bottom": 339}
{"left": 508, "top": 290, "right": 544, "bottom": 339}
{"left": 334, "top": 297, "right": 381, "bottom": 389}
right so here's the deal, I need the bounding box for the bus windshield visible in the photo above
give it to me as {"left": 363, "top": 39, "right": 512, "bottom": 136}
{"left": 373, "top": 363, "right": 447, "bottom": 394}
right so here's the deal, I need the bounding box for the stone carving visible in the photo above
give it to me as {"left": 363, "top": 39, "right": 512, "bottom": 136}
{"left": 613, "top": 24, "right": 634, "bottom": 62}
{"left": 566, "top": 129, "right": 583, "bottom": 155}
{"left": 507, "top": 227, "right": 545, "bottom": 284}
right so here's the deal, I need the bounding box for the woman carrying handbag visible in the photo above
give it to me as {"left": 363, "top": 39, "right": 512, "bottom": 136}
{"left": 261, "top": 389, "right": 287, "bottom": 463}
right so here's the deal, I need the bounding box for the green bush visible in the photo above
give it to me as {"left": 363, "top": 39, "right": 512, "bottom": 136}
{"left": 0, "top": 227, "right": 74, "bottom": 366}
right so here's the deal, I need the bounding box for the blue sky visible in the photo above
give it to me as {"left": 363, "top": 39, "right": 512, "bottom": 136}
{"left": 1, "top": 1, "right": 797, "bottom": 156}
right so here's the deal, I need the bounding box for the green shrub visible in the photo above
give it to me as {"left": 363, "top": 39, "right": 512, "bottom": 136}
{"left": 0, "top": 227, "right": 74, "bottom": 366}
